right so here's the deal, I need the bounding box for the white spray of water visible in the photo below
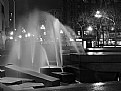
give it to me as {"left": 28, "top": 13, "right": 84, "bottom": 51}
{"left": 7, "top": 9, "right": 85, "bottom": 73}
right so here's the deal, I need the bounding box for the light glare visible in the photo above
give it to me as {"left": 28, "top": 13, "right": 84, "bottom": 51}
{"left": 111, "top": 27, "right": 114, "bottom": 31}
{"left": 18, "top": 35, "right": 22, "bottom": 38}
{"left": 40, "top": 24, "right": 45, "bottom": 29}
{"left": 87, "top": 26, "right": 93, "bottom": 31}
{"left": 70, "top": 38, "right": 74, "bottom": 41}
{"left": 22, "top": 29, "right": 26, "bottom": 33}
{"left": 93, "top": 82, "right": 105, "bottom": 86}
{"left": 10, "top": 31, "right": 14, "bottom": 35}
{"left": 60, "top": 30, "right": 63, "bottom": 34}
{"left": 27, "top": 33, "right": 31, "bottom": 37}
{"left": 95, "top": 11, "right": 102, "bottom": 18}
{"left": 25, "top": 34, "right": 28, "bottom": 37}
{"left": 9, "top": 36, "right": 13, "bottom": 40}
{"left": 44, "top": 32, "right": 46, "bottom": 35}
{"left": 96, "top": 11, "right": 100, "bottom": 14}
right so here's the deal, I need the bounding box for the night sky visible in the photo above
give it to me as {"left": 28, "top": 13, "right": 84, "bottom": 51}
{"left": 15, "top": 0, "right": 63, "bottom": 18}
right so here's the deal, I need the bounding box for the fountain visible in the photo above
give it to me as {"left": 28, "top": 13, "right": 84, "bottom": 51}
{"left": 6, "top": 9, "right": 85, "bottom": 82}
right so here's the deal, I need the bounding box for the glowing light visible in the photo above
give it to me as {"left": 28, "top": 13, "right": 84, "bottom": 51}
{"left": 76, "top": 39, "right": 82, "bottom": 41}
{"left": 60, "top": 30, "right": 63, "bottom": 34}
{"left": 14, "top": 29, "right": 16, "bottom": 31}
{"left": 10, "top": 31, "right": 14, "bottom": 35}
{"left": 22, "top": 29, "right": 26, "bottom": 33}
{"left": 95, "top": 11, "right": 102, "bottom": 18}
{"left": 25, "top": 34, "right": 28, "bottom": 37}
{"left": 40, "top": 38, "right": 43, "bottom": 41}
{"left": 111, "top": 27, "right": 114, "bottom": 31}
{"left": 77, "top": 31, "right": 80, "bottom": 35}
{"left": 9, "top": 36, "right": 13, "bottom": 40}
{"left": 70, "top": 38, "right": 74, "bottom": 41}
{"left": 44, "top": 32, "right": 46, "bottom": 35}
{"left": 83, "top": 41, "right": 86, "bottom": 49}
{"left": 87, "top": 52, "right": 104, "bottom": 55}
{"left": 87, "top": 26, "right": 93, "bottom": 31}
{"left": 87, "top": 52, "right": 95, "bottom": 55}
{"left": 18, "top": 35, "right": 22, "bottom": 38}
{"left": 96, "top": 11, "right": 100, "bottom": 14}
{"left": 118, "top": 77, "right": 120, "bottom": 81}
{"left": 40, "top": 24, "right": 45, "bottom": 29}
{"left": 10, "top": 19, "right": 12, "bottom": 21}
{"left": 27, "top": 33, "right": 31, "bottom": 37}
{"left": 11, "top": 13, "right": 12, "bottom": 16}
{"left": 93, "top": 82, "right": 105, "bottom": 86}
{"left": 95, "top": 14, "right": 102, "bottom": 18}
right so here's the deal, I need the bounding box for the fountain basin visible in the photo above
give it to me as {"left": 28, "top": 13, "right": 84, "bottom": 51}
{"left": 40, "top": 65, "right": 62, "bottom": 76}
{"left": 0, "top": 69, "right": 5, "bottom": 78}
{"left": 40, "top": 65, "right": 75, "bottom": 83}
{"left": 52, "top": 72, "right": 75, "bottom": 83}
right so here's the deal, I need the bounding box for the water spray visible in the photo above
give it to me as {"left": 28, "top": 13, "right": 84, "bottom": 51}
{"left": 7, "top": 10, "right": 85, "bottom": 73}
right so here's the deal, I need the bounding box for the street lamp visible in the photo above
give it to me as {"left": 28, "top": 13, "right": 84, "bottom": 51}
{"left": 94, "top": 10, "right": 103, "bottom": 47}
{"left": 94, "top": 11, "right": 102, "bottom": 18}
{"left": 94, "top": 10, "right": 115, "bottom": 25}
{"left": 94, "top": 10, "right": 115, "bottom": 47}
{"left": 87, "top": 26, "right": 93, "bottom": 31}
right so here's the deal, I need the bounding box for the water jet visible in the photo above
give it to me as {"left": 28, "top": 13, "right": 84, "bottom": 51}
{"left": 6, "top": 9, "right": 85, "bottom": 84}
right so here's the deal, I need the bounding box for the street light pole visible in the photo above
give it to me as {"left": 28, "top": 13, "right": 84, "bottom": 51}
{"left": 13, "top": 0, "right": 15, "bottom": 30}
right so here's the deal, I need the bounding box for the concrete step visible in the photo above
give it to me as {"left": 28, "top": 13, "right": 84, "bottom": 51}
{"left": 5, "top": 65, "right": 60, "bottom": 87}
